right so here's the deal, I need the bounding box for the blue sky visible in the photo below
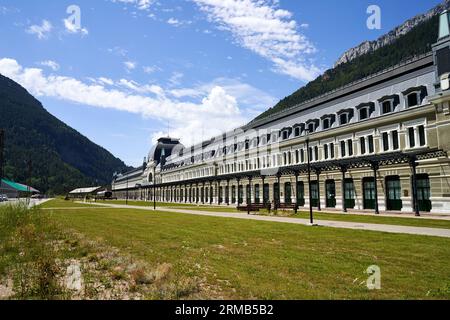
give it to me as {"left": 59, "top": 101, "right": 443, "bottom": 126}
{"left": 0, "top": 0, "right": 443, "bottom": 166}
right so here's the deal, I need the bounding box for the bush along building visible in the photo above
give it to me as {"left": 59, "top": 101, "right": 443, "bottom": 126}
{"left": 112, "top": 11, "right": 450, "bottom": 215}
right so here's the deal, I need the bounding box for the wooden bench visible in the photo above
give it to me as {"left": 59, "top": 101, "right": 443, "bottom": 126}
{"left": 237, "top": 203, "right": 271, "bottom": 214}
{"left": 275, "top": 203, "right": 299, "bottom": 214}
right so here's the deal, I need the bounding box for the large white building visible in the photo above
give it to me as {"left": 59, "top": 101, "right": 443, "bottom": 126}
{"left": 112, "top": 11, "right": 450, "bottom": 215}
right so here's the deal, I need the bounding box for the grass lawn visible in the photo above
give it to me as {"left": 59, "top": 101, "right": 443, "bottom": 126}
{"left": 57, "top": 199, "right": 450, "bottom": 229}
{"left": 50, "top": 206, "right": 450, "bottom": 299}
{"left": 38, "top": 199, "right": 106, "bottom": 209}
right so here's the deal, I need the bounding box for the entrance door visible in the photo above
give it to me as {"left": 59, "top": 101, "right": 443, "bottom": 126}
{"left": 310, "top": 181, "right": 319, "bottom": 207}
{"left": 274, "top": 183, "right": 280, "bottom": 206}
{"left": 325, "top": 180, "right": 336, "bottom": 208}
{"left": 386, "top": 176, "right": 402, "bottom": 211}
{"left": 218, "top": 186, "right": 223, "bottom": 204}
{"left": 297, "top": 182, "right": 305, "bottom": 206}
{"left": 284, "top": 182, "right": 292, "bottom": 204}
{"left": 255, "top": 184, "right": 260, "bottom": 204}
{"left": 344, "top": 179, "right": 355, "bottom": 209}
{"left": 232, "top": 186, "right": 236, "bottom": 204}
{"left": 225, "top": 186, "right": 229, "bottom": 204}
{"left": 238, "top": 185, "right": 244, "bottom": 204}
{"left": 246, "top": 185, "right": 251, "bottom": 204}
{"left": 416, "top": 174, "right": 431, "bottom": 212}
{"left": 363, "top": 177, "right": 376, "bottom": 210}
{"left": 263, "top": 184, "right": 270, "bottom": 205}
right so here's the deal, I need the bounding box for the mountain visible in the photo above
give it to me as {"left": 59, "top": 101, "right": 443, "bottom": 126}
{"left": 0, "top": 74, "right": 130, "bottom": 195}
{"left": 253, "top": 1, "right": 445, "bottom": 122}
{"left": 335, "top": 0, "right": 450, "bottom": 67}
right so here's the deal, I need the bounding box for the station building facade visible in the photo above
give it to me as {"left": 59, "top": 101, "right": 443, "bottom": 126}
{"left": 112, "top": 12, "right": 450, "bottom": 215}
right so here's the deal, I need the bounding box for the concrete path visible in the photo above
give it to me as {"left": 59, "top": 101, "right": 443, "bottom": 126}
{"left": 79, "top": 202, "right": 450, "bottom": 239}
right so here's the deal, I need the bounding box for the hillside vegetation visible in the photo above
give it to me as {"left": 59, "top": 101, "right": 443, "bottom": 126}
{"left": 254, "top": 15, "right": 439, "bottom": 121}
{"left": 0, "top": 74, "right": 129, "bottom": 194}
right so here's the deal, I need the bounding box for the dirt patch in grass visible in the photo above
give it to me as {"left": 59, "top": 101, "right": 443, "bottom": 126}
{"left": 0, "top": 204, "right": 224, "bottom": 300}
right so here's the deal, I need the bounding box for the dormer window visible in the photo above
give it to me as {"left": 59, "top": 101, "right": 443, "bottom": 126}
{"left": 382, "top": 100, "right": 393, "bottom": 114}
{"left": 321, "top": 114, "right": 335, "bottom": 130}
{"left": 407, "top": 92, "right": 419, "bottom": 107}
{"left": 293, "top": 123, "right": 304, "bottom": 137}
{"left": 378, "top": 95, "right": 400, "bottom": 115}
{"left": 305, "top": 119, "right": 319, "bottom": 133}
{"left": 280, "top": 127, "right": 292, "bottom": 140}
{"left": 403, "top": 86, "right": 427, "bottom": 108}
{"left": 337, "top": 109, "right": 354, "bottom": 125}
{"left": 356, "top": 102, "right": 375, "bottom": 120}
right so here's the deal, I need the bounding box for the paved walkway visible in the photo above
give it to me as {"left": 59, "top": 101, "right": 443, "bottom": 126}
{"left": 80, "top": 202, "right": 450, "bottom": 238}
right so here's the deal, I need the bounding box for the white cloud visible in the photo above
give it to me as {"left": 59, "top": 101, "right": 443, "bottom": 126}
{"left": 124, "top": 61, "right": 137, "bottom": 72}
{"left": 170, "top": 77, "right": 276, "bottom": 111}
{"left": 0, "top": 58, "right": 248, "bottom": 147}
{"left": 111, "top": 0, "right": 153, "bottom": 11}
{"left": 97, "top": 77, "right": 114, "bottom": 86}
{"left": 39, "top": 60, "right": 60, "bottom": 71}
{"left": 26, "top": 20, "right": 52, "bottom": 39}
{"left": 193, "top": 0, "right": 320, "bottom": 81}
{"left": 167, "top": 17, "right": 192, "bottom": 27}
{"left": 168, "top": 72, "right": 184, "bottom": 86}
{"left": 63, "top": 18, "right": 89, "bottom": 36}
{"left": 167, "top": 18, "right": 181, "bottom": 26}
{"left": 143, "top": 65, "right": 160, "bottom": 74}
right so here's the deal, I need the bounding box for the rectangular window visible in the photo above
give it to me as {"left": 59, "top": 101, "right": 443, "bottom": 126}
{"left": 309, "top": 147, "right": 313, "bottom": 161}
{"left": 330, "top": 143, "right": 334, "bottom": 158}
{"left": 407, "top": 93, "right": 418, "bottom": 107}
{"left": 382, "top": 101, "right": 392, "bottom": 114}
{"left": 382, "top": 132, "right": 389, "bottom": 151}
{"left": 408, "top": 127, "right": 415, "bottom": 148}
{"left": 418, "top": 125, "right": 426, "bottom": 146}
{"left": 340, "top": 141, "right": 346, "bottom": 157}
{"left": 324, "top": 144, "right": 329, "bottom": 159}
{"left": 340, "top": 114, "right": 348, "bottom": 125}
{"left": 315, "top": 146, "right": 319, "bottom": 161}
{"left": 300, "top": 149, "right": 304, "bottom": 163}
{"left": 392, "top": 130, "right": 399, "bottom": 150}
{"left": 368, "top": 136, "right": 374, "bottom": 153}
{"left": 348, "top": 140, "right": 353, "bottom": 156}
{"left": 323, "top": 119, "right": 330, "bottom": 129}
{"left": 360, "top": 108, "right": 368, "bottom": 120}
{"left": 360, "top": 137, "right": 366, "bottom": 154}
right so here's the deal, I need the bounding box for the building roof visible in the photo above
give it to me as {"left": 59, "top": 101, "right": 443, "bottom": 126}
{"left": 0, "top": 179, "right": 40, "bottom": 193}
{"left": 148, "top": 137, "right": 184, "bottom": 165}
{"left": 69, "top": 186, "right": 102, "bottom": 194}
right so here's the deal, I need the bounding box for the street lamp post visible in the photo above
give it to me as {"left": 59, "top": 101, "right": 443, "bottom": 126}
{"left": 306, "top": 129, "right": 315, "bottom": 226}
{"left": 126, "top": 175, "right": 129, "bottom": 205}
{"left": 153, "top": 168, "right": 156, "bottom": 210}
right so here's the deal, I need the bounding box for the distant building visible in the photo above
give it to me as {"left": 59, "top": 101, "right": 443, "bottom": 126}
{"left": 68, "top": 186, "right": 102, "bottom": 199}
{"left": 0, "top": 179, "right": 39, "bottom": 198}
{"left": 112, "top": 11, "right": 450, "bottom": 215}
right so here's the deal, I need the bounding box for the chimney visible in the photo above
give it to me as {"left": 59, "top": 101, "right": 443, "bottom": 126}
{"left": 439, "top": 10, "right": 450, "bottom": 40}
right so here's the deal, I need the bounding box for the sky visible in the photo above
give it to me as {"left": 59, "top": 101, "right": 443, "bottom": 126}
{"left": 0, "top": 0, "right": 443, "bottom": 166}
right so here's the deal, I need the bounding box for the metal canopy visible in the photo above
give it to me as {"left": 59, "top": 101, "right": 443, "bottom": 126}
{"left": 134, "top": 148, "right": 447, "bottom": 189}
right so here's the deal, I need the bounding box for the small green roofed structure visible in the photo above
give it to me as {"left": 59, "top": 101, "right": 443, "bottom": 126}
{"left": 0, "top": 179, "right": 40, "bottom": 198}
